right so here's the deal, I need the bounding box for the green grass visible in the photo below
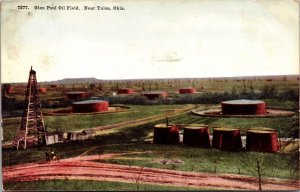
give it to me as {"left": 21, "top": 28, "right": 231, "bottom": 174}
{"left": 3, "top": 180, "right": 206, "bottom": 191}
{"left": 4, "top": 101, "right": 297, "bottom": 143}
{"left": 3, "top": 116, "right": 297, "bottom": 179}
{"left": 91, "top": 143, "right": 298, "bottom": 180}
{"left": 3, "top": 78, "right": 298, "bottom": 191}
{"left": 2, "top": 104, "right": 189, "bottom": 142}
{"left": 265, "top": 99, "right": 298, "bottom": 110}
{"left": 1, "top": 118, "right": 172, "bottom": 166}
{"left": 2, "top": 102, "right": 298, "bottom": 188}
{"left": 3, "top": 107, "right": 298, "bottom": 169}
{"left": 2, "top": 142, "right": 95, "bottom": 166}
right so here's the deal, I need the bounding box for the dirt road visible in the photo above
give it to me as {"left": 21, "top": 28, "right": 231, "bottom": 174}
{"left": 3, "top": 153, "right": 299, "bottom": 190}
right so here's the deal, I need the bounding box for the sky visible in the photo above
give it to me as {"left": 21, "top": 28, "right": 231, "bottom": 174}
{"left": 1, "top": 0, "right": 299, "bottom": 83}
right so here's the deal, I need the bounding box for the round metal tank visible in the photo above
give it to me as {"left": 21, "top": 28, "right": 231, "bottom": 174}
{"left": 179, "top": 88, "right": 196, "bottom": 94}
{"left": 153, "top": 124, "right": 180, "bottom": 144}
{"left": 142, "top": 91, "right": 167, "bottom": 100}
{"left": 67, "top": 91, "right": 88, "bottom": 99}
{"left": 221, "top": 99, "right": 266, "bottom": 115}
{"left": 72, "top": 100, "right": 109, "bottom": 113}
{"left": 38, "top": 87, "right": 47, "bottom": 93}
{"left": 50, "top": 84, "right": 59, "bottom": 88}
{"left": 117, "top": 88, "right": 134, "bottom": 94}
{"left": 246, "top": 127, "right": 278, "bottom": 152}
{"left": 6, "top": 86, "right": 14, "bottom": 94}
{"left": 212, "top": 127, "right": 242, "bottom": 151}
{"left": 183, "top": 124, "right": 210, "bottom": 147}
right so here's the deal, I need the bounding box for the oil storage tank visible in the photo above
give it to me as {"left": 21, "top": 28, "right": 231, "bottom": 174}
{"left": 67, "top": 91, "right": 88, "bottom": 99}
{"left": 179, "top": 88, "right": 196, "bottom": 94}
{"left": 117, "top": 88, "right": 135, "bottom": 94}
{"left": 183, "top": 124, "right": 210, "bottom": 147}
{"left": 6, "top": 86, "right": 14, "bottom": 94}
{"left": 38, "top": 87, "right": 47, "bottom": 93}
{"left": 246, "top": 127, "right": 279, "bottom": 152}
{"left": 142, "top": 91, "right": 167, "bottom": 100}
{"left": 72, "top": 100, "right": 109, "bottom": 113}
{"left": 221, "top": 99, "right": 266, "bottom": 115}
{"left": 153, "top": 124, "right": 180, "bottom": 144}
{"left": 212, "top": 127, "right": 242, "bottom": 151}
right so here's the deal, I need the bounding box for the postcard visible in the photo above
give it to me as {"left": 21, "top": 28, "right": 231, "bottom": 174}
{"left": 1, "top": 0, "right": 299, "bottom": 191}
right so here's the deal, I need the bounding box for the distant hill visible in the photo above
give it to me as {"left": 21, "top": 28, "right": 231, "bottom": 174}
{"left": 50, "top": 78, "right": 100, "bottom": 84}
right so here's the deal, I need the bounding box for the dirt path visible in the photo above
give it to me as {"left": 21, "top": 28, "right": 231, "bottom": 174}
{"left": 89, "top": 104, "right": 195, "bottom": 132}
{"left": 3, "top": 153, "right": 299, "bottom": 190}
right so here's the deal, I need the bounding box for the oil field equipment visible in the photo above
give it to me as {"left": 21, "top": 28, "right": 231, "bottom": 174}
{"left": 246, "top": 127, "right": 279, "bottom": 152}
{"left": 183, "top": 124, "right": 211, "bottom": 147}
{"left": 221, "top": 99, "right": 266, "bottom": 115}
{"left": 212, "top": 127, "right": 242, "bottom": 151}
{"left": 13, "top": 67, "right": 47, "bottom": 149}
{"left": 153, "top": 123, "right": 180, "bottom": 144}
{"left": 179, "top": 88, "right": 196, "bottom": 94}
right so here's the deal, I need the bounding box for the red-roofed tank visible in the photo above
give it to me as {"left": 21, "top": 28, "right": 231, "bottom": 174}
{"left": 179, "top": 88, "right": 196, "bottom": 94}
{"left": 67, "top": 91, "right": 88, "bottom": 99}
{"left": 183, "top": 124, "right": 210, "bottom": 147}
{"left": 117, "top": 88, "right": 135, "bottom": 94}
{"left": 212, "top": 127, "right": 242, "bottom": 151}
{"left": 142, "top": 91, "right": 167, "bottom": 100}
{"left": 221, "top": 99, "right": 266, "bottom": 115}
{"left": 246, "top": 127, "right": 279, "bottom": 152}
{"left": 153, "top": 124, "right": 180, "bottom": 144}
{"left": 38, "top": 87, "right": 47, "bottom": 93}
{"left": 72, "top": 100, "right": 109, "bottom": 113}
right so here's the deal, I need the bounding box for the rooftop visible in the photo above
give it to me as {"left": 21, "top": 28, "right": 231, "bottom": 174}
{"left": 142, "top": 91, "right": 167, "bottom": 94}
{"left": 222, "top": 99, "right": 264, "bottom": 105}
{"left": 73, "top": 100, "right": 108, "bottom": 104}
{"left": 67, "top": 91, "right": 87, "bottom": 94}
{"left": 213, "top": 127, "right": 239, "bottom": 131}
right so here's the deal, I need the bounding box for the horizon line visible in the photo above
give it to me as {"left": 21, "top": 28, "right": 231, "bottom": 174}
{"left": 2, "top": 74, "right": 299, "bottom": 84}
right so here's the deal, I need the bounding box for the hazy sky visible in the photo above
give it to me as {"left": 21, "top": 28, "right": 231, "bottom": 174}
{"left": 1, "top": 0, "right": 299, "bottom": 83}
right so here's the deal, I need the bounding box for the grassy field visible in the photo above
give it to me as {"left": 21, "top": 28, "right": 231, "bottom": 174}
{"left": 2, "top": 104, "right": 191, "bottom": 142}
{"left": 93, "top": 144, "right": 298, "bottom": 180}
{"left": 3, "top": 110, "right": 299, "bottom": 179}
{"left": 3, "top": 100, "right": 298, "bottom": 142}
{"left": 4, "top": 180, "right": 205, "bottom": 191}
{"left": 264, "top": 99, "right": 298, "bottom": 110}
{"left": 2, "top": 77, "right": 299, "bottom": 190}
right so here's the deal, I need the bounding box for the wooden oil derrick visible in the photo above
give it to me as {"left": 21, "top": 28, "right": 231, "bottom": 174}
{"left": 13, "top": 67, "right": 47, "bottom": 149}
